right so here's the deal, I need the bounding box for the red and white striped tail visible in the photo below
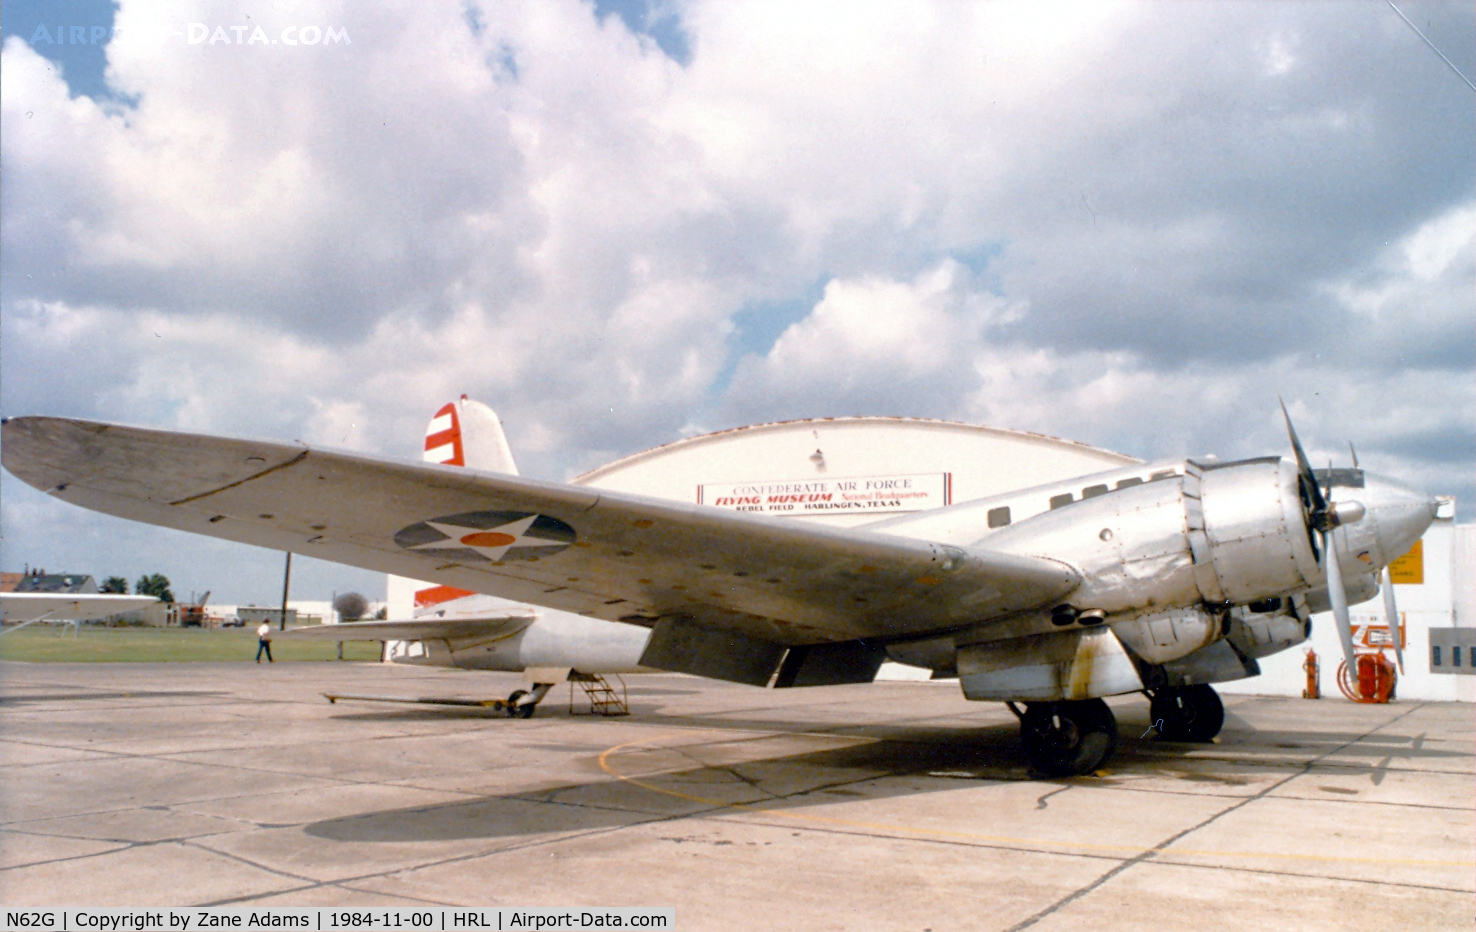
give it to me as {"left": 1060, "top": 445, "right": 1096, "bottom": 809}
{"left": 422, "top": 395, "right": 519, "bottom": 474}
{"left": 423, "top": 400, "right": 465, "bottom": 466}
{"left": 410, "top": 395, "right": 520, "bottom": 611}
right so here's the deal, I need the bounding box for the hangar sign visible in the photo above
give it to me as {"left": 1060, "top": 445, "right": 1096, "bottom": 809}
{"left": 698, "top": 472, "right": 951, "bottom": 516}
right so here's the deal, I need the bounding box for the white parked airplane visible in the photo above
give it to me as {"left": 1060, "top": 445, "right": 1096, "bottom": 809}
{"left": 0, "top": 403, "right": 1436, "bottom": 775}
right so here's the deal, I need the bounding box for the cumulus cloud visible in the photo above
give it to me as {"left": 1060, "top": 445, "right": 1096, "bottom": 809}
{"left": 1, "top": 0, "right": 1471, "bottom": 601}
{"left": 720, "top": 260, "right": 1015, "bottom": 419}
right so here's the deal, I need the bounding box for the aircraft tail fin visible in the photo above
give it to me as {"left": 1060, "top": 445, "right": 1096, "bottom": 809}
{"left": 423, "top": 395, "right": 519, "bottom": 475}
{"left": 405, "top": 396, "right": 520, "bottom": 617}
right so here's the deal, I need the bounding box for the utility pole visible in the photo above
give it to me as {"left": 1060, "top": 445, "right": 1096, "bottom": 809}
{"left": 279, "top": 551, "right": 293, "bottom": 632}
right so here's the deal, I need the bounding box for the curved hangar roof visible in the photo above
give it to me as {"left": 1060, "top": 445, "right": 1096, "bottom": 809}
{"left": 575, "top": 417, "right": 1139, "bottom": 528}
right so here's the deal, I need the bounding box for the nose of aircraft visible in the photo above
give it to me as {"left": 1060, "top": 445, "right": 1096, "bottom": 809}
{"left": 1358, "top": 471, "right": 1438, "bottom": 568}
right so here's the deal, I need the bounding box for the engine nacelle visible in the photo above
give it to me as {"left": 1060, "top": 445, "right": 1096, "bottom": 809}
{"left": 1225, "top": 597, "right": 1311, "bottom": 660}
{"left": 1188, "top": 459, "right": 1321, "bottom": 605}
{"left": 1112, "top": 606, "right": 1224, "bottom": 664}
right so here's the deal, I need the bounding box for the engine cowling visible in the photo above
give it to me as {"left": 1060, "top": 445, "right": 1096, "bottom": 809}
{"left": 1225, "top": 597, "right": 1311, "bottom": 660}
{"left": 1187, "top": 458, "right": 1321, "bottom": 605}
{"left": 1112, "top": 606, "right": 1224, "bottom": 664}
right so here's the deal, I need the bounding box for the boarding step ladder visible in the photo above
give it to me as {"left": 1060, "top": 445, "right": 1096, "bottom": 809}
{"left": 568, "top": 672, "right": 629, "bottom": 716}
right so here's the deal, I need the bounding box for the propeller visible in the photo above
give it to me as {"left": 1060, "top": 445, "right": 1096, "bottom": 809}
{"left": 1320, "top": 495, "right": 1359, "bottom": 686}
{"left": 1279, "top": 400, "right": 1366, "bottom": 686}
{"left": 1382, "top": 565, "right": 1404, "bottom": 673}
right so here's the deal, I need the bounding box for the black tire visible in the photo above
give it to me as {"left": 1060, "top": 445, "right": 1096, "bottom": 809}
{"left": 505, "top": 689, "right": 536, "bottom": 719}
{"left": 1021, "top": 699, "right": 1118, "bottom": 777}
{"left": 1150, "top": 684, "right": 1223, "bottom": 742}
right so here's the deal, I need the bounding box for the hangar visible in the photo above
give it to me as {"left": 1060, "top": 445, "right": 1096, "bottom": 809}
{"left": 387, "top": 414, "right": 1135, "bottom": 617}
{"left": 574, "top": 416, "right": 1137, "bottom": 526}
{"left": 390, "top": 415, "right": 1472, "bottom": 703}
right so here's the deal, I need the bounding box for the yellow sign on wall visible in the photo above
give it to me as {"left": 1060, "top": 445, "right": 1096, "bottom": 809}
{"left": 1388, "top": 539, "right": 1424, "bottom": 585}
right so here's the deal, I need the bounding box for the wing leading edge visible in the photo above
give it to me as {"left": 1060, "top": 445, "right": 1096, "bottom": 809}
{"left": 2, "top": 416, "right": 1079, "bottom": 651}
{"left": 1, "top": 592, "right": 159, "bottom": 623}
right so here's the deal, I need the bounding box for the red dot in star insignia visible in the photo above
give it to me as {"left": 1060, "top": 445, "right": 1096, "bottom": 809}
{"left": 460, "top": 531, "right": 517, "bottom": 547}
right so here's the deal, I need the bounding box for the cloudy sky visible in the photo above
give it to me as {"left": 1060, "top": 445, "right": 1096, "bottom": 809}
{"left": 2, "top": 0, "right": 1472, "bottom": 605}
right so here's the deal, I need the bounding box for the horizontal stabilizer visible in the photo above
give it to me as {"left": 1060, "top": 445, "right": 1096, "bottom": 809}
{"left": 276, "top": 613, "right": 533, "bottom": 642}
{"left": 1, "top": 592, "right": 159, "bottom": 623}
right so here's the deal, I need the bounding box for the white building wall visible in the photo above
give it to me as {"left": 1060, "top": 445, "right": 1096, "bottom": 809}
{"left": 579, "top": 417, "right": 1137, "bottom": 528}
{"left": 1454, "top": 525, "right": 1475, "bottom": 627}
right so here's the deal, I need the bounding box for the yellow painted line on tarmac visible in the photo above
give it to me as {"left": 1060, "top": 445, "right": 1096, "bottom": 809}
{"left": 596, "top": 734, "right": 1475, "bottom": 869}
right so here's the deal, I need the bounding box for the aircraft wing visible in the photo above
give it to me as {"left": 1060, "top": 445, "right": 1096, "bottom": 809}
{"left": 1, "top": 417, "right": 1079, "bottom": 655}
{"left": 1, "top": 592, "right": 158, "bottom": 622}
{"left": 277, "top": 614, "right": 534, "bottom": 642}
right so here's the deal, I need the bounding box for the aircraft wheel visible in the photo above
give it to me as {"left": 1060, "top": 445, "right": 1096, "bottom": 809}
{"left": 1020, "top": 699, "right": 1117, "bottom": 777}
{"left": 1150, "top": 684, "right": 1223, "bottom": 742}
{"left": 505, "top": 689, "right": 536, "bottom": 719}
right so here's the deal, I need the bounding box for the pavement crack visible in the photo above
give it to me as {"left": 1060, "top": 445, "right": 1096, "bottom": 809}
{"left": 1001, "top": 703, "right": 1433, "bottom": 932}
{"left": 1034, "top": 785, "right": 1070, "bottom": 810}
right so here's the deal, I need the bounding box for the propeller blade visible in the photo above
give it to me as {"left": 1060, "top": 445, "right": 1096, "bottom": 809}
{"left": 1348, "top": 441, "right": 1359, "bottom": 469}
{"left": 1382, "top": 566, "right": 1404, "bottom": 673}
{"left": 1279, "top": 398, "right": 1328, "bottom": 516}
{"left": 1324, "top": 527, "right": 1359, "bottom": 691}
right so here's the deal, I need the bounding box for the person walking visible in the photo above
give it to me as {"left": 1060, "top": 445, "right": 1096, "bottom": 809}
{"left": 255, "top": 621, "right": 274, "bottom": 663}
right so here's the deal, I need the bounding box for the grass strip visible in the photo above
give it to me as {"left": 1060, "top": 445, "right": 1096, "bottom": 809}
{"left": 0, "top": 625, "right": 383, "bottom": 663}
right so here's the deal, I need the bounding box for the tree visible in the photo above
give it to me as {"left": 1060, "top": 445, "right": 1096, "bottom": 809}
{"left": 135, "top": 574, "right": 174, "bottom": 603}
{"left": 333, "top": 591, "right": 369, "bottom": 622}
{"left": 100, "top": 576, "right": 129, "bottom": 594}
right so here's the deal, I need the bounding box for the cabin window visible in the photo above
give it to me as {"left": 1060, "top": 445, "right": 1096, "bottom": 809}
{"left": 1049, "top": 493, "right": 1074, "bottom": 510}
{"left": 1432, "top": 646, "right": 1442, "bottom": 667}
{"left": 1082, "top": 484, "right": 1109, "bottom": 498}
{"left": 1470, "top": 646, "right": 1475, "bottom": 668}
{"left": 1455, "top": 647, "right": 1462, "bottom": 668}
{"left": 1116, "top": 477, "right": 1144, "bottom": 489}
{"left": 987, "top": 506, "right": 1011, "bottom": 528}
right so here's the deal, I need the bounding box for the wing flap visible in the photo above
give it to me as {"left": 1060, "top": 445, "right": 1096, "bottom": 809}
{"left": 3, "top": 417, "right": 1081, "bottom": 646}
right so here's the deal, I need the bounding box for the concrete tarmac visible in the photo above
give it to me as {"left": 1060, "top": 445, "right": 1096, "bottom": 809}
{"left": 1, "top": 660, "right": 1471, "bottom": 930}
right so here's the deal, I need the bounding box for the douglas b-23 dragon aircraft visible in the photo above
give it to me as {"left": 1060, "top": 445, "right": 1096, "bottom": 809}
{"left": 0, "top": 400, "right": 1436, "bottom": 776}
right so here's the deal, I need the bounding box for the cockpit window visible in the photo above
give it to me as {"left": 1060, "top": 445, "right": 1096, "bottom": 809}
{"left": 1049, "top": 492, "right": 1074, "bottom": 510}
{"left": 1116, "top": 477, "right": 1144, "bottom": 489}
{"left": 1312, "top": 467, "right": 1365, "bottom": 488}
{"left": 1082, "top": 484, "right": 1109, "bottom": 498}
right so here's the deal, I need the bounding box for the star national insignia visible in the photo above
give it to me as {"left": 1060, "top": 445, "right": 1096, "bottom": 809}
{"left": 393, "top": 511, "right": 576, "bottom": 563}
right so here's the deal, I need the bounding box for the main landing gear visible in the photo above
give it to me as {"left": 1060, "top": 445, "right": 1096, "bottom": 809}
{"left": 1148, "top": 684, "right": 1224, "bottom": 742}
{"left": 1012, "top": 685, "right": 1226, "bottom": 777}
{"left": 1015, "top": 699, "right": 1118, "bottom": 777}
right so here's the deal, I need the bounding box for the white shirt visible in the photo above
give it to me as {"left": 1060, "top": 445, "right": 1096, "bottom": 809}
{"left": 257, "top": 622, "right": 271, "bottom": 639}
